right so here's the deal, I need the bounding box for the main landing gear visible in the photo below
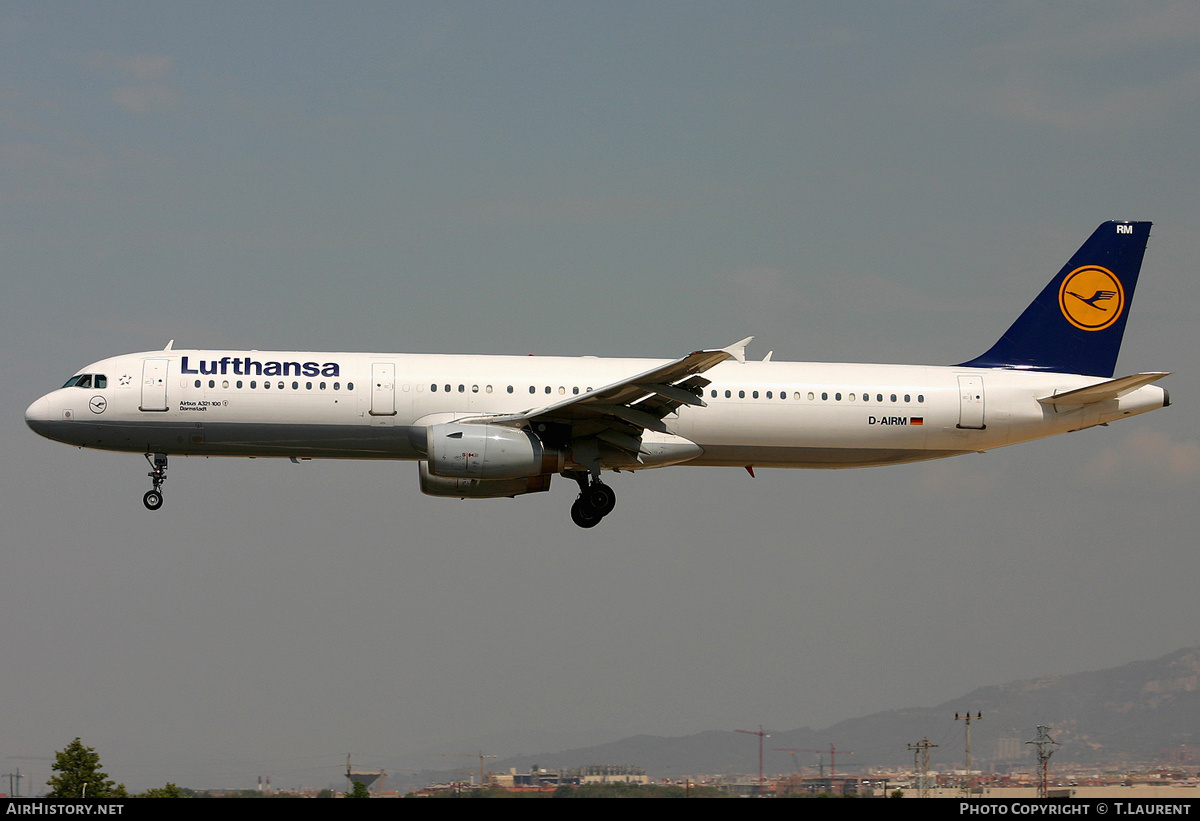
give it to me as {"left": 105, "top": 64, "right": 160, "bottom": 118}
{"left": 569, "top": 473, "right": 616, "bottom": 528}
{"left": 143, "top": 452, "right": 167, "bottom": 510}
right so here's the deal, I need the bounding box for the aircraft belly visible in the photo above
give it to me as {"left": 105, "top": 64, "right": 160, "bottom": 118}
{"left": 689, "top": 445, "right": 971, "bottom": 468}
{"left": 43, "top": 418, "right": 423, "bottom": 459}
{"left": 186, "top": 422, "right": 424, "bottom": 458}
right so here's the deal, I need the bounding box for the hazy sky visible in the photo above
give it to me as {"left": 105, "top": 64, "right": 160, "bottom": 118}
{"left": 3, "top": 1, "right": 1198, "bottom": 792}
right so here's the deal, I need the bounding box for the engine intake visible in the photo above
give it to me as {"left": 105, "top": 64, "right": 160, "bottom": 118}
{"left": 425, "top": 423, "right": 562, "bottom": 479}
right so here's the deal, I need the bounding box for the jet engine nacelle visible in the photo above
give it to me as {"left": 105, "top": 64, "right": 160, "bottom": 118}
{"left": 425, "top": 423, "right": 562, "bottom": 479}
{"left": 418, "top": 461, "right": 552, "bottom": 498}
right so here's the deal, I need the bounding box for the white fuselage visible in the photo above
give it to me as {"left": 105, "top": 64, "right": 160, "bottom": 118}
{"left": 25, "top": 349, "right": 1168, "bottom": 470}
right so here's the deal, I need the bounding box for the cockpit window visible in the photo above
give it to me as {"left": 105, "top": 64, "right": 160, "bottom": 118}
{"left": 61, "top": 374, "right": 106, "bottom": 389}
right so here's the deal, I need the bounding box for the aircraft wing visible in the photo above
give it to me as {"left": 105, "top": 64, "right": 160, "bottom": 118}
{"left": 458, "top": 338, "right": 751, "bottom": 463}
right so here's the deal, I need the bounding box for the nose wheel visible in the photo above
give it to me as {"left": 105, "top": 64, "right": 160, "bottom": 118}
{"left": 569, "top": 474, "right": 616, "bottom": 528}
{"left": 143, "top": 452, "right": 168, "bottom": 511}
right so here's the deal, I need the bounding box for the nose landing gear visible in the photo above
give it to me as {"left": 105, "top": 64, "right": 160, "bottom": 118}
{"left": 143, "top": 452, "right": 167, "bottom": 510}
{"left": 569, "top": 473, "right": 616, "bottom": 528}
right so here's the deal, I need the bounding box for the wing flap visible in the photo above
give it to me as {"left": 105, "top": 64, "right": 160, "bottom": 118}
{"left": 633, "top": 380, "right": 707, "bottom": 408}
{"left": 596, "top": 429, "right": 645, "bottom": 456}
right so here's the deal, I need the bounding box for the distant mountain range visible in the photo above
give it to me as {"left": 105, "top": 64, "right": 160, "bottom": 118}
{"left": 394, "top": 645, "right": 1200, "bottom": 790}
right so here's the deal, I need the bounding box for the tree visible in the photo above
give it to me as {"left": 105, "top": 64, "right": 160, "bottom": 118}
{"left": 45, "top": 738, "right": 127, "bottom": 799}
{"left": 347, "top": 781, "right": 371, "bottom": 798}
{"left": 137, "top": 783, "right": 190, "bottom": 798}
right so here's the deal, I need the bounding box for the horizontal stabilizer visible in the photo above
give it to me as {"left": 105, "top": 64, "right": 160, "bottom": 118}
{"left": 1037, "top": 372, "right": 1170, "bottom": 407}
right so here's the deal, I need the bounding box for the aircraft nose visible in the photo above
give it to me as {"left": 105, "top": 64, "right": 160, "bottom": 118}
{"left": 25, "top": 396, "right": 53, "bottom": 434}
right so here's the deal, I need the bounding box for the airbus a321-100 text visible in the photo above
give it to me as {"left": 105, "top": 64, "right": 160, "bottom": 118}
{"left": 26, "top": 222, "right": 1170, "bottom": 528}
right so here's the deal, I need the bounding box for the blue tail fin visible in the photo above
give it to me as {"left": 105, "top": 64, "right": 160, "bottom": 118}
{"left": 959, "top": 221, "right": 1152, "bottom": 377}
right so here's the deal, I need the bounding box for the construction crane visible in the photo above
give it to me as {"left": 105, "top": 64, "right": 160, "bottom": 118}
{"left": 800, "top": 744, "right": 853, "bottom": 792}
{"left": 735, "top": 726, "right": 770, "bottom": 795}
{"left": 772, "top": 747, "right": 803, "bottom": 775}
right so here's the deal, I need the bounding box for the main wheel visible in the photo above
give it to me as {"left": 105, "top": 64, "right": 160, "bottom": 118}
{"left": 586, "top": 483, "right": 616, "bottom": 516}
{"left": 143, "top": 490, "right": 163, "bottom": 511}
{"left": 570, "top": 497, "right": 602, "bottom": 528}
